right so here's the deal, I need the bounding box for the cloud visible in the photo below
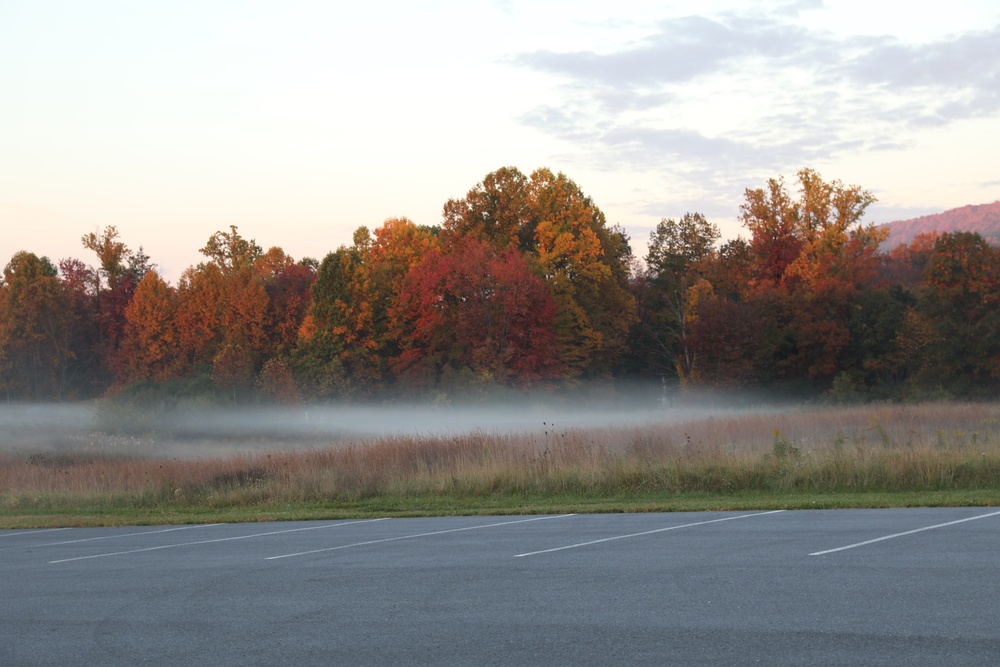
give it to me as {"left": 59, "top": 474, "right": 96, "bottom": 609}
{"left": 511, "top": 14, "right": 817, "bottom": 87}
{"left": 507, "top": 7, "right": 1000, "bottom": 209}
{"left": 841, "top": 27, "right": 1000, "bottom": 89}
{"left": 774, "top": 0, "right": 825, "bottom": 17}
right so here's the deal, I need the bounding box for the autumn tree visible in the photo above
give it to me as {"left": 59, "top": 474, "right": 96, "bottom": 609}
{"left": 213, "top": 252, "right": 269, "bottom": 397}
{"left": 740, "top": 177, "right": 803, "bottom": 288}
{"left": 80, "top": 226, "right": 153, "bottom": 383}
{"left": 121, "top": 270, "right": 180, "bottom": 383}
{"left": 0, "top": 252, "right": 72, "bottom": 399}
{"left": 699, "top": 238, "right": 755, "bottom": 302}
{"left": 441, "top": 166, "right": 534, "bottom": 251}
{"left": 172, "top": 226, "right": 270, "bottom": 398}
{"left": 256, "top": 249, "right": 315, "bottom": 361}
{"left": 82, "top": 226, "right": 129, "bottom": 292}
{"left": 295, "top": 244, "right": 378, "bottom": 397}
{"left": 442, "top": 167, "right": 636, "bottom": 378}
{"left": 293, "top": 219, "right": 439, "bottom": 397}
{"left": 256, "top": 357, "right": 301, "bottom": 404}
{"left": 174, "top": 262, "right": 225, "bottom": 372}
{"left": 367, "top": 218, "right": 441, "bottom": 358}
{"left": 741, "top": 169, "right": 880, "bottom": 290}
{"left": 390, "top": 237, "right": 562, "bottom": 389}
{"left": 882, "top": 232, "right": 940, "bottom": 291}
{"left": 688, "top": 292, "right": 776, "bottom": 387}
{"left": 739, "top": 169, "right": 883, "bottom": 383}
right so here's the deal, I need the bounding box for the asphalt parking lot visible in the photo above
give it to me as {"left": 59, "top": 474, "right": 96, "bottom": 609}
{"left": 2, "top": 508, "right": 998, "bottom": 666}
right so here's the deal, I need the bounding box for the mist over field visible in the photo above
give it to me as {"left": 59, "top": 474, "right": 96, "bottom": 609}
{"left": 0, "top": 394, "right": 781, "bottom": 459}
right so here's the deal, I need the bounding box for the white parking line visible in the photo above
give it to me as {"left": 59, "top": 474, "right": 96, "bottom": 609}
{"left": 1, "top": 524, "right": 221, "bottom": 551}
{"left": 266, "top": 514, "right": 577, "bottom": 560}
{"left": 809, "top": 509, "right": 1000, "bottom": 556}
{"left": 514, "top": 510, "right": 786, "bottom": 557}
{"left": 48, "top": 518, "right": 388, "bottom": 564}
{"left": 0, "top": 528, "right": 70, "bottom": 538}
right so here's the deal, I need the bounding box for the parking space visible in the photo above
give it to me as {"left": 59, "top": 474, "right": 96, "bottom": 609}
{"left": 1, "top": 508, "right": 997, "bottom": 567}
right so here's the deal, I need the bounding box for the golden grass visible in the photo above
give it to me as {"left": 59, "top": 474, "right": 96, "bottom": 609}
{"left": 2, "top": 402, "right": 1000, "bottom": 519}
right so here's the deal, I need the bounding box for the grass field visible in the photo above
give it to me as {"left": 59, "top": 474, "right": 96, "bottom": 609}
{"left": 2, "top": 401, "right": 999, "bottom": 528}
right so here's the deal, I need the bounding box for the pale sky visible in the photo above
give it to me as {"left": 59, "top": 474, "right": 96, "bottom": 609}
{"left": 2, "top": 0, "right": 999, "bottom": 282}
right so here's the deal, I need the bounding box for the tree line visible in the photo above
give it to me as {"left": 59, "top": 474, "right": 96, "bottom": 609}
{"left": 2, "top": 166, "right": 998, "bottom": 404}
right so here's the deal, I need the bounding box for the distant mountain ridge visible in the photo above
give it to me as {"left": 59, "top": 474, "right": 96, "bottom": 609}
{"left": 881, "top": 201, "right": 1000, "bottom": 249}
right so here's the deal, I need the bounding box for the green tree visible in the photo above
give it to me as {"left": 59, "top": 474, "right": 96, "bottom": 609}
{"left": 646, "top": 213, "right": 720, "bottom": 283}
{"left": 295, "top": 246, "right": 378, "bottom": 397}
{"left": 911, "top": 232, "right": 1000, "bottom": 394}
{"left": 635, "top": 213, "right": 720, "bottom": 380}
{"left": 199, "top": 225, "right": 263, "bottom": 274}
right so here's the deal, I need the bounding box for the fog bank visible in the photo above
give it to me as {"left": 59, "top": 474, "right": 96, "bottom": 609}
{"left": 0, "top": 398, "right": 785, "bottom": 459}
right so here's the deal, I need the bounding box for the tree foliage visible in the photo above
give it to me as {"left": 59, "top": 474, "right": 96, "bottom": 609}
{"left": 6, "top": 166, "right": 1000, "bottom": 403}
{"left": 0, "top": 252, "right": 72, "bottom": 399}
{"left": 122, "top": 270, "right": 179, "bottom": 383}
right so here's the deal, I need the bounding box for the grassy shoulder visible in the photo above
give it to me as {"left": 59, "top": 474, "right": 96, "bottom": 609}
{"left": 3, "top": 489, "right": 1000, "bottom": 529}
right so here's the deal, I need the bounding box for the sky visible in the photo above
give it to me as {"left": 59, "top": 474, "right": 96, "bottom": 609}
{"left": 2, "top": 0, "right": 999, "bottom": 282}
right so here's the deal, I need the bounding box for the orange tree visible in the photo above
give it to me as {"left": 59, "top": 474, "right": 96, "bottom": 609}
{"left": 737, "top": 169, "right": 883, "bottom": 387}
{"left": 168, "top": 226, "right": 270, "bottom": 398}
{"left": 121, "top": 270, "right": 180, "bottom": 383}
{"left": 0, "top": 252, "right": 72, "bottom": 399}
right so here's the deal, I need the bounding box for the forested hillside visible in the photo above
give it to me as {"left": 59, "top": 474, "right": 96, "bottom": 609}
{"left": 3, "top": 167, "right": 999, "bottom": 403}
{"left": 883, "top": 201, "right": 1000, "bottom": 248}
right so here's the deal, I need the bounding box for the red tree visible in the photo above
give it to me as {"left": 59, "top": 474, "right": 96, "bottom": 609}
{"left": 390, "top": 237, "right": 563, "bottom": 388}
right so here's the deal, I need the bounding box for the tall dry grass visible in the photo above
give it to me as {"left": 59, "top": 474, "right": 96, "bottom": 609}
{"left": 2, "top": 402, "right": 1000, "bottom": 510}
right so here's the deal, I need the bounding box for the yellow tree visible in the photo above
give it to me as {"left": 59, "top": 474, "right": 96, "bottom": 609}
{"left": 528, "top": 168, "right": 636, "bottom": 377}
